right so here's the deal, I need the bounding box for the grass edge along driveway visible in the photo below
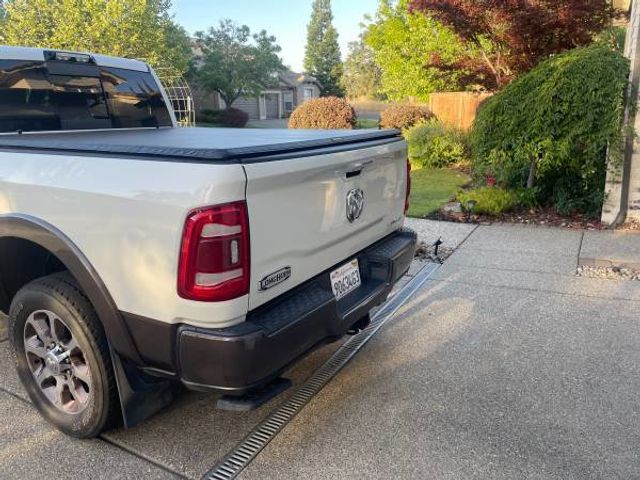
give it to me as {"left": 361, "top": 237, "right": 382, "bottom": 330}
{"left": 408, "top": 167, "right": 471, "bottom": 218}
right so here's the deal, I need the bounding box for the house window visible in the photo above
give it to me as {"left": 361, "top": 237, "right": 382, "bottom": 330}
{"left": 303, "top": 87, "right": 314, "bottom": 102}
{"left": 283, "top": 91, "right": 294, "bottom": 112}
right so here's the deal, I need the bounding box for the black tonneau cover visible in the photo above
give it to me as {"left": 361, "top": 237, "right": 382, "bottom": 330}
{"left": 0, "top": 127, "right": 402, "bottom": 163}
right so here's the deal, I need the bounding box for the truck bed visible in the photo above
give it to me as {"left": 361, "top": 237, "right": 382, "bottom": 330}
{"left": 0, "top": 127, "right": 402, "bottom": 163}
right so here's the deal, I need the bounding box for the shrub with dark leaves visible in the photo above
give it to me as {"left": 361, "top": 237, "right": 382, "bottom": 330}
{"left": 220, "top": 108, "right": 249, "bottom": 128}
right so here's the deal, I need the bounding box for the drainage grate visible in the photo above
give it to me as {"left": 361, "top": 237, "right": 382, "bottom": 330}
{"left": 202, "top": 263, "right": 440, "bottom": 480}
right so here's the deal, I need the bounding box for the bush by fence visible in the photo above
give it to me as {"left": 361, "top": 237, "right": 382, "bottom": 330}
{"left": 351, "top": 92, "right": 491, "bottom": 132}
{"left": 405, "top": 120, "right": 469, "bottom": 169}
{"left": 379, "top": 104, "right": 433, "bottom": 130}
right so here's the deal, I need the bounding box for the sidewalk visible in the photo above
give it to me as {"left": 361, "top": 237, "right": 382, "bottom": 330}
{"left": 580, "top": 229, "right": 640, "bottom": 268}
{"left": 2, "top": 221, "right": 640, "bottom": 478}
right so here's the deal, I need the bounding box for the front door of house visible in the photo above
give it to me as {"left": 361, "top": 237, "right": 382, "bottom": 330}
{"left": 264, "top": 94, "right": 279, "bottom": 119}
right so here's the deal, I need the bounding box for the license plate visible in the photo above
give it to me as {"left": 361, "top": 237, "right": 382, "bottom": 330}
{"left": 330, "top": 259, "right": 361, "bottom": 300}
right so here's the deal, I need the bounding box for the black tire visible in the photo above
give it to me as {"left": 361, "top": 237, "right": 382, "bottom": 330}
{"left": 9, "top": 272, "right": 120, "bottom": 438}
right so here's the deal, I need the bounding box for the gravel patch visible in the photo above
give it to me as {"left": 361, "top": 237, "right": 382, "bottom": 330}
{"left": 576, "top": 265, "right": 640, "bottom": 281}
{"left": 415, "top": 240, "right": 454, "bottom": 264}
{"left": 404, "top": 218, "right": 476, "bottom": 250}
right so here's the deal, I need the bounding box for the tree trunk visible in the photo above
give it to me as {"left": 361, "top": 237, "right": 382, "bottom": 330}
{"left": 480, "top": 50, "right": 502, "bottom": 89}
{"left": 527, "top": 161, "right": 536, "bottom": 189}
{"left": 219, "top": 92, "right": 240, "bottom": 110}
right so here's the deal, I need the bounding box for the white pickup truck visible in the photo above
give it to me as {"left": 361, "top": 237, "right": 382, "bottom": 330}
{"left": 0, "top": 46, "right": 416, "bottom": 438}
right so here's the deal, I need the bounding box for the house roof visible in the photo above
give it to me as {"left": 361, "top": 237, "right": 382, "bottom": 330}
{"left": 279, "top": 70, "right": 321, "bottom": 88}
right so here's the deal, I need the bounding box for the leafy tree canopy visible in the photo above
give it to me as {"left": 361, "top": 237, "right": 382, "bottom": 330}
{"left": 365, "top": 0, "right": 474, "bottom": 101}
{"left": 0, "top": 0, "right": 191, "bottom": 74}
{"left": 471, "top": 45, "right": 629, "bottom": 216}
{"left": 194, "top": 19, "right": 284, "bottom": 107}
{"left": 409, "top": 0, "right": 615, "bottom": 89}
{"left": 341, "top": 35, "right": 382, "bottom": 99}
{"left": 304, "top": 0, "right": 344, "bottom": 97}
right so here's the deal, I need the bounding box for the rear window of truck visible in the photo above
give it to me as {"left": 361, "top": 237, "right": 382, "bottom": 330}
{"left": 0, "top": 59, "right": 172, "bottom": 133}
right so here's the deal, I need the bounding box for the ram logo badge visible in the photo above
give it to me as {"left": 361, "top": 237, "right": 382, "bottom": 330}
{"left": 346, "top": 188, "right": 365, "bottom": 223}
{"left": 260, "top": 267, "right": 292, "bottom": 291}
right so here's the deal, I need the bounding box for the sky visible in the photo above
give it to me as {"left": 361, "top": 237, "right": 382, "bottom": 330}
{"left": 170, "top": 0, "right": 380, "bottom": 72}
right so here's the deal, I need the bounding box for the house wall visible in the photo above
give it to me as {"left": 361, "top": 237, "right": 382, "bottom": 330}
{"left": 191, "top": 86, "right": 221, "bottom": 113}
{"left": 189, "top": 77, "right": 320, "bottom": 121}
{"left": 232, "top": 96, "right": 261, "bottom": 120}
{"left": 295, "top": 83, "right": 320, "bottom": 106}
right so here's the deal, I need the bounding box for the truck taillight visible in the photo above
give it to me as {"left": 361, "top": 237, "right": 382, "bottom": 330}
{"left": 405, "top": 159, "right": 411, "bottom": 214}
{"left": 178, "top": 201, "right": 250, "bottom": 302}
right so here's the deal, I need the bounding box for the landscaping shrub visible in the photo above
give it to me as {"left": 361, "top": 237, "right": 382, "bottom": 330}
{"left": 197, "top": 109, "right": 223, "bottom": 124}
{"left": 197, "top": 108, "right": 249, "bottom": 128}
{"left": 220, "top": 108, "right": 249, "bottom": 128}
{"left": 471, "top": 45, "right": 629, "bottom": 217}
{"left": 288, "top": 97, "right": 357, "bottom": 129}
{"left": 379, "top": 104, "right": 434, "bottom": 130}
{"left": 457, "top": 187, "right": 518, "bottom": 215}
{"left": 405, "top": 120, "right": 469, "bottom": 169}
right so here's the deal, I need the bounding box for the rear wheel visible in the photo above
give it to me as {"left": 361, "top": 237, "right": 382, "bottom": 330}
{"left": 9, "top": 273, "right": 119, "bottom": 438}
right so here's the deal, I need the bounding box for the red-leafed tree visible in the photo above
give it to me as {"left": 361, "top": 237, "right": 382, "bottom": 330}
{"left": 409, "top": 0, "right": 614, "bottom": 89}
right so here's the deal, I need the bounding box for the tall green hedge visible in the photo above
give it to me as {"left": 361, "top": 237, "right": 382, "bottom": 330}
{"left": 471, "top": 45, "right": 629, "bottom": 216}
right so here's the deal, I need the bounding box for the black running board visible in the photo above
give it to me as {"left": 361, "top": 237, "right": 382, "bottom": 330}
{"left": 216, "top": 377, "right": 292, "bottom": 412}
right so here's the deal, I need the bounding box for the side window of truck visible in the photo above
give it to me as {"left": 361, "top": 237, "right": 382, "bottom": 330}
{"left": 100, "top": 67, "right": 172, "bottom": 128}
{"left": 0, "top": 59, "right": 111, "bottom": 132}
{"left": 0, "top": 59, "right": 172, "bottom": 133}
{"left": 0, "top": 60, "right": 60, "bottom": 132}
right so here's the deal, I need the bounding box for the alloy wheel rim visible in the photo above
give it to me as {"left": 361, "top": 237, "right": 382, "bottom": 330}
{"left": 23, "top": 310, "right": 91, "bottom": 414}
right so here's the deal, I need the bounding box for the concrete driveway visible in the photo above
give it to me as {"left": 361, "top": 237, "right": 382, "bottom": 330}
{"left": 2, "top": 222, "right": 640, "bottom": 479}
{"left": 246, "top": 119, "right": 288, "bottom": 129}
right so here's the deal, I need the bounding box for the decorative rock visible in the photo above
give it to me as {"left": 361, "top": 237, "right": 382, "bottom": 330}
{"left": 442, "top": 202, "right": 463, "bottom": 214}
{"left": 576, "top": 264, "right": 640, "bottom": 281}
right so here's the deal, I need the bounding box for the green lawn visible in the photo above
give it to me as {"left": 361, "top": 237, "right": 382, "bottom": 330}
{"left": 356, "top": 118, "right": 380, "bottom": 129}
{"left": 408, "top": 167, "right": 471, "bottom": 218}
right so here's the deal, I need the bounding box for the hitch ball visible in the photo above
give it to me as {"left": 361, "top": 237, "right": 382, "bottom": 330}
{"left": 347, "top": 314, "right": 371, "bottom": 335}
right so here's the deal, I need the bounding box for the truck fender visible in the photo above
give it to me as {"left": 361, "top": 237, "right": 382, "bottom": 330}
{"left": 0, "top": 214, "right": 142, "bottom": 364}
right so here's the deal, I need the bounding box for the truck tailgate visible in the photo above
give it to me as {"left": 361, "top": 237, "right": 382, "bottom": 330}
{"left": 244, "top": 139, "right": 408, "bottom": 310}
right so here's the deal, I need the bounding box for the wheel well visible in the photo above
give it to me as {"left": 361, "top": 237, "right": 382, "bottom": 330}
{"left": 0, "top": 237, "right": 67, "bottom": 314}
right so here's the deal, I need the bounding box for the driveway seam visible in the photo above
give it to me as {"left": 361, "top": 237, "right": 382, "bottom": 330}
{"left": 0, "top": 385, "right": 187, "bottom": 479}
{"left": 443, "top": 263, "right": 577, "bottom": 277}
{"left": 0, "top": 384, "right": 30, "bottom": 405}
{"left": 457, "top": 246, "right": 582, "bottom": 255}
{"left": 100, "top": 434, "right": 191, "bottom": 480}
{"left": 577, "top": 230, "right": 585, "bottom": 267}
{"left": 454, "top": 224, "right": 479, "bottom": 250}
{"left": 427, "top": 277, "right": 640, "bottom": 303}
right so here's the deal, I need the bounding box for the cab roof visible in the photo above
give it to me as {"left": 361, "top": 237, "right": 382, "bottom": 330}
{"left": 0, "top": 45, "right": 150, "bottom": 72}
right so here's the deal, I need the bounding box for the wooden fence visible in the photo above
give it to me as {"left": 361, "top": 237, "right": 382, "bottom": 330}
{"left": 351, "top": 91, "right": 492, "bottom": 131}
{"left": 427, "top": 92, "right": 493, "bottom": 131}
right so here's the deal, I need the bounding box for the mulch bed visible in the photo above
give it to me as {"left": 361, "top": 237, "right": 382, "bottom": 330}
{"left": 618, "top": 220, "right": 640, "bottom": 231}
{"left": 426, "top": 207, "right": 606, "bottom": 230}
